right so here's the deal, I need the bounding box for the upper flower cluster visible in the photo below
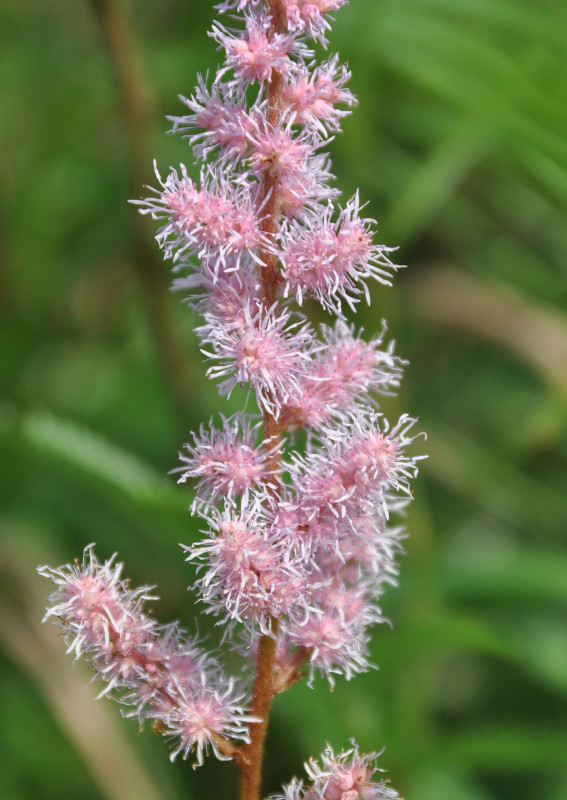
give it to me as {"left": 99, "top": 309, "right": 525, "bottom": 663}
{"left": 136, "top": 0, "right": 398, "bottom": 323}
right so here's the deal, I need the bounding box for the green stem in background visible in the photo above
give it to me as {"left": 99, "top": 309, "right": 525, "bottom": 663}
{"left": 89, "top": 0, "right": 193, "bottom": 428}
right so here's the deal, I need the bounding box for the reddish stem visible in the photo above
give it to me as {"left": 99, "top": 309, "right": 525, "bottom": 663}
{"left": 238, "top": 619, "right": 280, "bottom": 800}
{"left": 238, "top": 5, "right": 287, "bottom": 800}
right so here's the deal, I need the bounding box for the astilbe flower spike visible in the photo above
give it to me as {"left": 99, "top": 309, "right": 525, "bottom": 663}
{"left": 39, "top": 1, "right": 423, "bottom": 799}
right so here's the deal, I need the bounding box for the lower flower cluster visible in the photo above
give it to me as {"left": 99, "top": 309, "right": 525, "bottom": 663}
{"left": 38, "top": 545, "right": 256, "bottom": 765}
{"left": 275, "top": 743, "right": 400, "bottom": 800}
{"left": 177, "top": 406, "right": 421, "bottom": 685}
{"left": 38, "top": 545, "right": 404, "bottom": 796}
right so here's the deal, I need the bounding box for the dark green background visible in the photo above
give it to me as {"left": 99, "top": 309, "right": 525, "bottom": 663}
{"left": 1, "top": 1, "right": 566, "bottom": 799}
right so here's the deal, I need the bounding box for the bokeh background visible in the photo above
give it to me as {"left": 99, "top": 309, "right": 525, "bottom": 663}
{"left": 1, "top": 0, "right": 566, "bottom": 798}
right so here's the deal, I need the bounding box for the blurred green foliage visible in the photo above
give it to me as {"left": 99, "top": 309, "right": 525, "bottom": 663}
{"left": 1, "top": 1, "right": 566, "bottom": 799}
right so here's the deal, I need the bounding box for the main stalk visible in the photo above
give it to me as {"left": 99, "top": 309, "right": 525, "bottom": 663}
{"left": 238, "top": 5, "right": 286, "bottom": 800}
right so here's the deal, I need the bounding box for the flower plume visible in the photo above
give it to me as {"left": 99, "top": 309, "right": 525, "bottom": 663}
{"left": 40, "top": 0, "right": 422, "bottom": 793}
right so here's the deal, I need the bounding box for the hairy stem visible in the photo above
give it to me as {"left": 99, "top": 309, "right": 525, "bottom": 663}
{"left": 239, "top": 619, "right": 280, "bottom": 800}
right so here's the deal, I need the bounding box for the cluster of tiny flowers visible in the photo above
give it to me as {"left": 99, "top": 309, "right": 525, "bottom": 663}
{"left": 272, "top": 743, "right": 400, "bottom": 800}
{"left": 40, "top": 0, "right": 422, "bottom": 789}
{"left": 38, "top": 545, "right": 257, "bottom": 764}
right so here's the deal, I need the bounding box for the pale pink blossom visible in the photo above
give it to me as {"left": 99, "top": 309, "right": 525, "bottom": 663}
{"left": 161, "top": 677, "right": 258, "bottom": 764}
{"left": 280, "top": 196, "right": 400, "bottom": 312}
{"left": 248, "top": 127, "right": 312, "bottom": 181}
{"left": 173, "top": 413, "right": 280, "bottom": 508}
{"left": 305, "top": 744, "right": 399, "bottom": 800}
{"left": 322, "top": 411, "right": 424, "bottom": 501}
{"left": 37, "top": 545, "right": 251, "bottom": 759}
{"left": 38, "top": 545, "right": 157, "bottom": 666}
{"left": 282, "top": 56, "right": 356, "bottom": 132}
{"left": 281, "top": 0, "right": 349, "bottom": 44}
{"left": 270, "top": 744, "right": 399, "bottom": 800}
{"left": 172, "top": 262, "right": 261, "bottom": 327}
{"left": 184, "top": 504, "right": 307, "bottom": 632}
{"left": 170, "top": 76, "right": 263, "bottom": 160}
{"left": 279, "top": 321, "right": 402, "bottom": 430}
{"left": 282, "top": 576, "right": 386, "bottom": 685}
{"left": 198, "top": 303, "right": 318, "bottom": 417}
{"left": 135, "top": 163, "right": 270, "bottom": 272}
{"left": 278, "top": 151, "right": 338, "bottom": 217}
{"left": 211, "top": 15, "right": 296, "bottom": 84}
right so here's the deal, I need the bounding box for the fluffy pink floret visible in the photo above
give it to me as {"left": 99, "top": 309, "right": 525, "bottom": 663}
{"left": 280, "top": 195, "right": 400, "bottom": 313}
{"left": 214, "top": 0, "right": 348, "bottom": 45}
{"left": 184, "top": 505, "right": 307, "bottom": 632}
{"left": 173, "top": 413, "right": 280, "bottom": 508}
{"left": 162, "top": 678, "right": 257, "bottom": 765}
{"left": 323, "top": 411, "right": 423, "bottom": 500}
{"left": 248, "top": 127, "right": 312, "bottom": 182}
{"left": 138, "top": 624, "right": 209, "bottom": 697}
{"left": 282, "top": 0, "right": 348, "bottom": 44}
{"left": 135, "top": 163, "right": 269, "bottom": 271}
{"left": 279, "top": 321, "right": 402, "bottom": 430}
{"left": 273, "top": 743, "right": 399, "bottom": 800}
{"left": 38, "top": 545, "right": 157, "bottom": 664}
{"left": 305, "top": 743, "right": 399, "bottom": 800}
{"left": 279, "top": 151, "right": 338, "bottom": 217}
{"left": 170, "top": 77, "right": 263, "bottom": 160}
{"left": 38, "top": 547, "right": 258, "bottom": 765}
{"left": 172, "top": 261, "right": 261, "bottom": 329}
{"left": 282, "top": 56, "right": 356, "bottom": 132}
{"left": 313, "top": 526, "right": 401, "bottom": 588}
{"left": 198, "top": 303, "right": 318, "bottom": 416}
{"left": 37, "top": 546, "right": 214, "bottom": 701}
{"left": 285, "top": 413, "right": 422, "bottom": 558}
{"left": 212, "top": 15, "right": 296, "bottom": 84}
{"left": 283, "top": 578, "right": 384, "bottom": 684}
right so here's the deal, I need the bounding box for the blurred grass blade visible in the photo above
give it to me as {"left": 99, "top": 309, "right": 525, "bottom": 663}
{"left": 19, "top": 411, "right": 188, "bottom": 514}
{"left": 0, "top": 527, "right": 184, "bottom": 800}
{"left": 436, "top": 724, "right": 567, "bottom": 769}
{"left": 407, "top": 266, "right": 567, "bottom": 395}
{"left": 442, "top": 544, "right": 567, "bottom": 606}
{"left": 422, "top": 418, "right": 565, "bottom": 530}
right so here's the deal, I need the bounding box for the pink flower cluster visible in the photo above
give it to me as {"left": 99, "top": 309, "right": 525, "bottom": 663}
{"left": 38, "top": 545, "right": 256, "bottom": 765}
{"left": 277, "top": 743, "right": 399, "bottom": 800}
{"left": 40, "top": 0, "right": 422, "bottom": 791}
